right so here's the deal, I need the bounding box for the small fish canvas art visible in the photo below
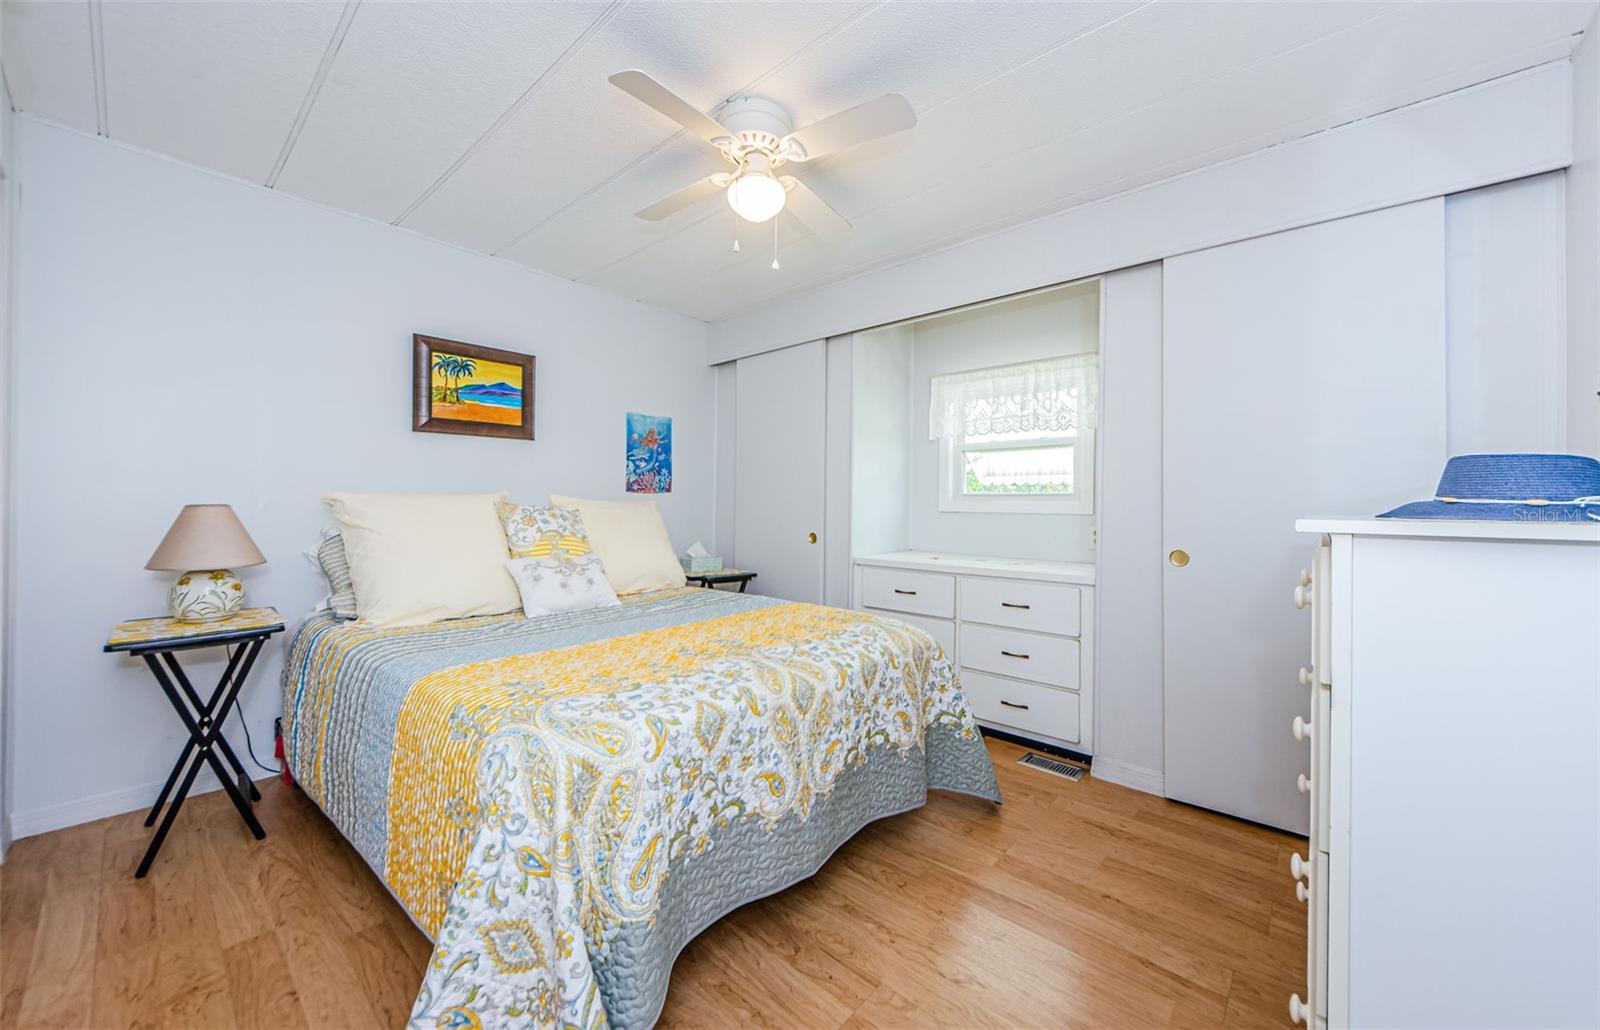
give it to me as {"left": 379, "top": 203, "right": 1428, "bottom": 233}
{"left": 413, "top": 335, "right": 534, "bottom": 440}
{"left": 625, "top": 412, "right": 672, "bottom": 493}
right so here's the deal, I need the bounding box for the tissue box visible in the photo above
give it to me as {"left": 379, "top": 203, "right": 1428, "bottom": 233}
{"left": 680, "top": 555, "right": 724, "bottom": 573}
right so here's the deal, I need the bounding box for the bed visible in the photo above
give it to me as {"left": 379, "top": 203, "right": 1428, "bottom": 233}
{"left": 281, "top": 585, "right": 1001, "bottom": 1029}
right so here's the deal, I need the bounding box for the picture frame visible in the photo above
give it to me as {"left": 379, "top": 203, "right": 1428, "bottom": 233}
{"left": 412, "top": 334, "right": 535, "bottom": 440}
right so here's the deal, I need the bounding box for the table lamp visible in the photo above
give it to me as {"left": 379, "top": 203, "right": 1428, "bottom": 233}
{"left": 145, "top": 504, "right": 267, "bottom": 621}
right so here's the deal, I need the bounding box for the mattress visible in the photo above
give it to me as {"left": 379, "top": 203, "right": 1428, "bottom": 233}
{"left": 281, "top": 586, "right": 1000, "bottom": 1029}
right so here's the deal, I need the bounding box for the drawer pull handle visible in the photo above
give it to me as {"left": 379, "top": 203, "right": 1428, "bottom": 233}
{"left": 1295, "top": 881, "right": 1309, "bottom": 903}
{"left": 1297, "top": 773, "right": 1311, "bottom": 794}
{"left": 1000, "top": 650, "right": 1030, "bottom": 660}
{"left": 1289, "top": 994, "right": 1309, "bottom": 1026}
{"left": 893, "top": 589, "right": 917, "bottom": 596}
{"left": 1292, "top": 716, "right": 1311, "bottom": 742}
{"left": 999, "top": 700, "right": 1030, "bottom": 710}
{"left": 1290, "top": 852, "right": 1311, "bottom": 880}
{"left": 1000, "top": 602, "right": 1031, "bottom": 610}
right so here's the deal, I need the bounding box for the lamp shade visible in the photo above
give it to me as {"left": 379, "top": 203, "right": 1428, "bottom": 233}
{"left": 145, "top": 504, "right": 266, "bottom": 571}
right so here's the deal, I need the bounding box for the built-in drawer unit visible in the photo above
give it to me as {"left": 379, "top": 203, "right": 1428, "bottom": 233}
{"left": 854, "top": 551, "right": 1095, "bottom": 755}
{"left": 872, "top": 610, "right": 956, "bottom": 659}
{"left": 959, "top": 576, "right": 1081, "bottom": 636}
{"left": 957, "top": 623, "right": 1080, "bottom": 690}
{"left": 962, "top": 670, "right": 1081, "bottom": 744}
{"left": 859, "top": 567, "right": 956, "bottom": 619}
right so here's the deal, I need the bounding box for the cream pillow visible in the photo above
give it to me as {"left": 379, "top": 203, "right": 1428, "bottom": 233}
{"left": 321, "top": 492, "right": 520, "bottom": 626}
{"left": 548, "top": 494, "right": 685, "bottom": 595}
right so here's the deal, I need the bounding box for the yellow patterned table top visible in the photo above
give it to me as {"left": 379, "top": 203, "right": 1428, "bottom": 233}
{"left": 105, "top": 607, "right": 284, "bottom": 651}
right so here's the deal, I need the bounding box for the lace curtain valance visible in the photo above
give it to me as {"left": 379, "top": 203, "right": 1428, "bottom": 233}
{"left": 929, "top": 354, "right": 1099, "bottom": 441}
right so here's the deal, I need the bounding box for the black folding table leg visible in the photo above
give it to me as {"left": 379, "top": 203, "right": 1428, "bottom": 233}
{"left": 144, "top": 644, "right": 247, "bottom": 825}
{"left": 137, "top": 747, "right": 205, "bottom": 878}
{"left": 143, "top": 648, "right": 266, "bottom": 841}
{"left": 144, "top": 743, "right": 191, "bottom": 827}
{"left": 161, "top": 648, "right": 259, "bottom": 801}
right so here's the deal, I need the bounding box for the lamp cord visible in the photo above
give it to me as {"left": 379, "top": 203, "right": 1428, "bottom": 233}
{"left": 227, "top": 644, "right": 281, "bottom": 775}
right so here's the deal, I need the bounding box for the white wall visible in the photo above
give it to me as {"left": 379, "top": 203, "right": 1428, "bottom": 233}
{"left": 0, "top": 72, "right": 15, "bottom": 858}
{"left": 711, "top": 361, "right": 737, "bottom": 562}
{"left": 907, "top": 286, "right": 1099, "bottom": 563}
{"left": 1570, "top": 20, "right": 1600, "bottom": 457}
{"left": 710, "top": 62, "right": 1572, "bottom": 365}
{"left": 8, "top": 118, "right": 712, "bottom": 838}
{"left": 849, "top": 324, "right": 911, "bottom": 561}
{"left": 1445, "top": 172, "right": 1568, "bottom": 454}
{"left": 823, "top": 335, "right": 853, "bottom": 609}
{"left": 1092, "top": 264, "right": 1165, "bottom": 794}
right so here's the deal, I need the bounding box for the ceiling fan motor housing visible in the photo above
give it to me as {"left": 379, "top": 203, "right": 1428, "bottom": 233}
{"left": 719, "top": 95, "right": 793, "bottom": 138}
{"left": 716, "top": 95, "right": 797, "bottom": 161}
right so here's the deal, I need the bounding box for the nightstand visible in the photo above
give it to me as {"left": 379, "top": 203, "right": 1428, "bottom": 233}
{"left": 683, "top": 568, "right": 758, "bottom": 592}
{"left": 104, "top": 607, "right": 285, "bottom": 877}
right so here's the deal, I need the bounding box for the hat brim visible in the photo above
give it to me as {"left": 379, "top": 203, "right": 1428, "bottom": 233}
{"left": 1378, "top": 500, "right": 1597, "bottom": 523}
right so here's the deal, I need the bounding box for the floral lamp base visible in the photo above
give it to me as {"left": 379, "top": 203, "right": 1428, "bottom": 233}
{"left": 168, "top": 569, "right": 246, "bottom": 622}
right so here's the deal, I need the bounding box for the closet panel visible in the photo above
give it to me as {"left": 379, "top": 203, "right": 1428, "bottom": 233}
{"left": 1161, "top": 200, "right": 1447, "bottom": 833}
{"left": 734, "top": 340, "right": 826, "bottom": 603}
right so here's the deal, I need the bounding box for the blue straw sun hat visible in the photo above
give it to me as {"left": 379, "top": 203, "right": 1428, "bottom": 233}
{"left": 1378, "top": 453, "right": 1600, "bottom": 522}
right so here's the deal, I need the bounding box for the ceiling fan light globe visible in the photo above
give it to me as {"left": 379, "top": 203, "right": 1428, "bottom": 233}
{"left": 726, "top": 172, "right": 786, "bottom": 223}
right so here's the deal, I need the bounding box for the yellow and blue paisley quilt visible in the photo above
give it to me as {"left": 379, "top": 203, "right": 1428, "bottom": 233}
{"left": 282, "top": 586, "right": 1000, "bottom": 1029}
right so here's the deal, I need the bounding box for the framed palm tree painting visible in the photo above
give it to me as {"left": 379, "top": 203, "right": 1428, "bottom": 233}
{"left": 413, "top": 334, "right": 534, "bottom": 440}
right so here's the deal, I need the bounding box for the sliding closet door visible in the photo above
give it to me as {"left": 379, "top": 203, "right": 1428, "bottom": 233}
{"left": 735, "top": 340, "right": 826, "bottom": 603}
{"left": 1162, "top": 201, "right": 1447, "bottom": 833}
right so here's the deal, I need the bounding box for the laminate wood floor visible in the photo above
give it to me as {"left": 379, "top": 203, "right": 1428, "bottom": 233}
{"left": 1, "top": 737, "right": 1303, "bottom": 1029}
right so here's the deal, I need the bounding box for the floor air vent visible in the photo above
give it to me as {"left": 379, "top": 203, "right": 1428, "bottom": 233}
{"left": 1018, "top": 752, "right": 1086, "bottom": 781}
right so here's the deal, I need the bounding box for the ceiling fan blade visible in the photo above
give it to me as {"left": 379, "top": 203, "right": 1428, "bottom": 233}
{"left": 635, "top": 177, "right": 724, "bottom": 221}
{"left": 784, "top": 93, "right": 915, "bottom": 161}
{"left": 609, "top": 70, "right": 733, "bottom": 147}
{"left": 782, "top": 178, "right": 851, "bottom": 237}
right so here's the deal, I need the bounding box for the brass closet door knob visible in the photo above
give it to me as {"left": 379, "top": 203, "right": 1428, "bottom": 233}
{"left": 807, "top": 532, "right": 818, "bottom": 544}
{"left": 1169, "top": 549, "right": 1190, "bottom": 567}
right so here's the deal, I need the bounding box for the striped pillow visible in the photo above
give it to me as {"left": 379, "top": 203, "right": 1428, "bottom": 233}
{"left": 317, "top": 532, "right": 359, "bottom": 620}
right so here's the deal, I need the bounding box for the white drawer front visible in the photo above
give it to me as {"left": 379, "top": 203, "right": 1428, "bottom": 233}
{"left": 962, "top": 670, "right": 1080, "bottom": 744}
{"left": 959, "top": 623, "right": 1080, "bottom": 689}
{"left": 860, "top": 567, "right": 955, "bottom": 618}
{"left": 864, "top": 609, "right": 955, "bottom": 661}
{"left": 960, "top": 576, "right": 1081, "bottom": 636}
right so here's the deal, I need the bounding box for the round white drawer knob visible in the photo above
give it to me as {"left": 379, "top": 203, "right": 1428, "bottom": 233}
{"left": 1298, "top": 666, "right": 1313, "bottom": 687}
{"left": 1297, "top": 773, "right": 1311, "bottom": 794}
{"left": 1290, "top": 994, "right": 1309, "bottom": 1025}
{"left": 1296, "top": 880, "right": 1310, "bottom": 903}
{"left": 1294, "top": 584, "right": 1311, "bottom": 609}
{"left": 1299, "top": 568, "right": 1312, "bottom": 588}
{"left": 1292, "top": 716, "right": 1311, "bottom": 742}
{"left": 1290, "top": 852, "right": 1311, "bottom": 880}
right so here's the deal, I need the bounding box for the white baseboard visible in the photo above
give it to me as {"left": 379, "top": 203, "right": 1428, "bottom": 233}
{"left": 8, "top": 768, "right": 234, "bottom": 841}
{"left": 1090, "top": 756, "right": 1164, "bottom": 796}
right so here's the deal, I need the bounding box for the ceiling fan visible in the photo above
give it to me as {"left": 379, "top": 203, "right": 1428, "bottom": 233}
{"left": 609, "top": 70, "right": 916, "bottom": 265}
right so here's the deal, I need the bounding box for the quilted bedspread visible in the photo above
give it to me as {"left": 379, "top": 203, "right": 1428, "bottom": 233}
{"left": 281, "top": 586, "right": 1000, "bottom": 1029}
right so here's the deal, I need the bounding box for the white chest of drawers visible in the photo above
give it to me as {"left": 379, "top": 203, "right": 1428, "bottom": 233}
{"left": 1290, "top": 518, "right": 1600, "bottom": 1029}
{"left": 852, "top": 551, "right": 1095, "bottom": 755}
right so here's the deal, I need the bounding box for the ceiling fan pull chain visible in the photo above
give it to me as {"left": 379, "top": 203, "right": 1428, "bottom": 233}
{"left": 732, "top": 205, "right": 740, "bottom": 253}
{"left": 771, "top": 217, "right": 780, "bottom": 271}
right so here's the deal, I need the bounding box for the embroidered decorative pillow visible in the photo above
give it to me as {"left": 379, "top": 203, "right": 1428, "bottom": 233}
{"left": 498, "top": 500, "right": 589, "bottom": 559}
{"left": 498, "top": 502, "right": 620, "bottom": 617}
{"left": 316, "top": 530, "right": 359, "bottom": 620}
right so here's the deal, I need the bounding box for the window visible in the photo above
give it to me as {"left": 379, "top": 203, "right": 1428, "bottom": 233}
{"left": 930, "top": 354, "right": 1097, "bottom": 514}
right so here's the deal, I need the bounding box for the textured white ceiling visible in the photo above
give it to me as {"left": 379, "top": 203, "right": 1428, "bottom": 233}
{"left": 5, "top": 0, "right": 1594, "bottom": 323}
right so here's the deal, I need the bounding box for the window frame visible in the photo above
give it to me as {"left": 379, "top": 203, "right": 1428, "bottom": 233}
{"left": 939, "top": 427, "right": 1095, "bottom": 515}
